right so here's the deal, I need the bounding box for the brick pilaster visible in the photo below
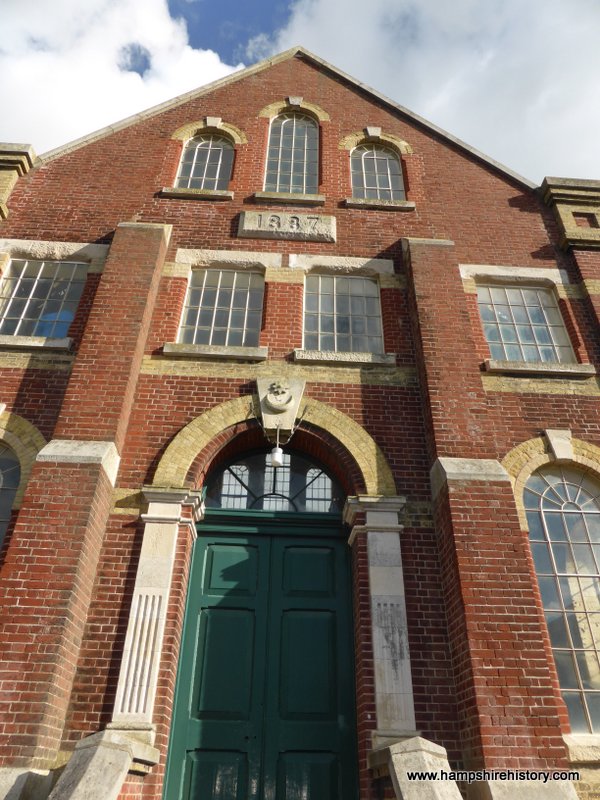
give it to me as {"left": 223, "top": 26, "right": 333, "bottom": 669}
{"left": 431, "top": 460, "right": 569, "bottom": 772}
{"left": 0, "top": 222, "right": 171, "bottom": 769}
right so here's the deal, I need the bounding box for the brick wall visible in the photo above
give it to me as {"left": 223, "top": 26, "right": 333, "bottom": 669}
{"left": 0, "top": 50, "right": 598, "bottom": 798}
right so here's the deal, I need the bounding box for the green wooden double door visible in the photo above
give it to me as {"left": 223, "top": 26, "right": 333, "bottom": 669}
{"left": 164, "top": 514, "right": 358, "bottom": 800}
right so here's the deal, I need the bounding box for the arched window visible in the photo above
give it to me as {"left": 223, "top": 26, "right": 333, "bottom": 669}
{"left": 525, "top": 465, "right": 600, "bottom": 732}
{"left": 265, "top": 113, "right": 319, "bottom": 195}
{"left": 205, "top": 451, "right": 343, "bottom": 513}
{"left": 0, "top": 443, "right": 20, "bottom": 547}
{"left": 350, "top": 144, "right": 405, "bottom": 201}
{"left": 176, "top": 134, "right": 234, "bottom": 191}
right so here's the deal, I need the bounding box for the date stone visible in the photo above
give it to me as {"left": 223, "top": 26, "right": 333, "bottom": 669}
{"left": 238, "top": 210, "right": 336, "bottom": 242}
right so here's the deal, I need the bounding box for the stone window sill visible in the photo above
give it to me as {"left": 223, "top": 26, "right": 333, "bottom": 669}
{"left": 344, "top": 198, "right": 416, "bottom": 212}
{"left": 253, "top": 191, "right": 325, "bottom": 206}
{"left": 163, "top": 342, "right": 268, "bottom": 361}
{"left": 160, "top": 187, "right": 234, "bottom": 201}
{"left": 564, "top": 734, "right": 600, "bottom": 765}
{"left": 0, "top": 334, "right": 72, "bottom": 350}
{"left": 294, "top": 348, "right": 396, "bottom": 366}
{"left": 483, "top": 359, "right": 596, "bottom": 377}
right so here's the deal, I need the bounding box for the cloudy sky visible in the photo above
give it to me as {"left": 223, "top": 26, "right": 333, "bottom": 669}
{"left": 2, "top": 0, "right": 598, "bottom": 185}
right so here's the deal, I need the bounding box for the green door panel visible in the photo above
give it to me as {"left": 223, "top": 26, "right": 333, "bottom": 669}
{"left": 163, "top": 519, "right": 358, "bottom": 800}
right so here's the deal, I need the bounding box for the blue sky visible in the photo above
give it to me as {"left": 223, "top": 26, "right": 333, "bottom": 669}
{"left": 1, "top": 0, "right": 599, "bottom": 184}
{"left": 167, "top": 0, "right": 291, "bottom": 63}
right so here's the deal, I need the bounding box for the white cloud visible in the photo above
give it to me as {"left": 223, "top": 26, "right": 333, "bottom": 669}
{"left": 2, "top": 0, "right": 599, "bottom": 183}
{"left": 0, "top": 0, "right": 240, "bottom": 154}
{"left": 245, "top": 0, "right": 600, "bottom": 183}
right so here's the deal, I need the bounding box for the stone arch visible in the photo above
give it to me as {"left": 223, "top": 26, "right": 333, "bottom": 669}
{"left": 152, "top": 396, "right": 396, "bottom": 496}
{"left": 339, "top": 130, "right": 413, "bottom": 155}
{"left": 257, "top": 99, "right": 330, "bottom": 122}
{"left": 0, "top": 410, "right": 47, "bottom": 508}
{"left": 502, "top": 434, "right": 600, "bottom": 528}
{"left": 171, "top": 119, "right": 247, "bottom": 144}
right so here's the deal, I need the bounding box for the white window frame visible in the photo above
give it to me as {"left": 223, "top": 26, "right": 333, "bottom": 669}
{"left": 175, "top": 134, "right": 234, "bottom": 191}
{"left": 350, "top": 143, "right": 405, "bottom": 201}
{"left": 264, "top": 113, "right": 319, "bottom": 195}
{"left": 177, "top": 268, "right": 264, "bottom": 348}
{"left": 525, "top": 465, "right": 600, "bottom": 733}
{"left": 303, "top": 274, "right": 384, "bottom": 354}
{"left": 476, "top": 282, "right": 575, "bottom": 365}
{"left": 0, "top": 258, "right": 88, "bottom": 340}
{"left": 0, "top": 442, "right": 20, "bottom": 548}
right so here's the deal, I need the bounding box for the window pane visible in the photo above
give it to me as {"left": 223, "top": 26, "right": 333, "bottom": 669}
{"left": 0, "top": 443, "right": 20, "bottom": 547}
{"left": 303, "top": 275, "right": 383, "bottom": 354}
{"left": 0, "top": 259, "right": 86, "bottom": 339}
{"left": 175, "top": 135, "right": 234, "bottom": 191}
{"left": 351, "top": 144, "right": 405, "bottom": 201}
{"left": 265, "top": 113, "right": 319, "bottom": 194}
{"left": 178, "top": 270, "right": 263, "bottom": 348}
{"left": 527, "top": 466, "right": 600, "bottom": 733}
{"left": 477, "top": 284, "right": 574, "bottom": 364}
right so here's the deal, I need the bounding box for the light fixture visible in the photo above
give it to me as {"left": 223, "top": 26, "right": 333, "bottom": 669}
{"left": 270, "top": 425, "right": 284, "bottom": 467}
{"left": 270, "top": 446, "right": 284, "bottom": 468}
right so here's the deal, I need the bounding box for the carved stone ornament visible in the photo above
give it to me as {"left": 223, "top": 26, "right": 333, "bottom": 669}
{"left": 257, "top": 377, "right": 305, "bottom": 439}
{"left": 264, "top": 380, "right": 294, "bottom": 413}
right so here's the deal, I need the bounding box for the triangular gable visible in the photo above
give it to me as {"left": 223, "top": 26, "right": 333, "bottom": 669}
{"left": 41, "top": 46, "right": 536, "bottom": 189}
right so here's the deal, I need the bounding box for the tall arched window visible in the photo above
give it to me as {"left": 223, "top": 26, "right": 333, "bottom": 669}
{"left": 264, "top": 113, "right": 319, "bottom": 195}
{"left": 350, "top": 144, "right": 405, "bottom": 201}
{"left": 525, "top": 465, "right": 600, "bottom": 732}
{"left": 0, "top": 443, "right": 20, "bottom": 547}
{"left": 176, "top": 134, "right": 234, "bottom": 191}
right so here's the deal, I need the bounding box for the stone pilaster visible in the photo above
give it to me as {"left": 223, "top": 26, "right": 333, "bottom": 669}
{"left": 344, "top": 495, "right": 417, "bottom": 748}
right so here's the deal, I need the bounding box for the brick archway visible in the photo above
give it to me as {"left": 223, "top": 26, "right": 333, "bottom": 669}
{"left": 151, "top": 395, "right": 396, "bottom": 496}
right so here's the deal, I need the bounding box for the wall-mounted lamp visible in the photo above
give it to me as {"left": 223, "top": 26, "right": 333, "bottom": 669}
{"left": 270, "top": 425, "right": 284, "bottom": 467}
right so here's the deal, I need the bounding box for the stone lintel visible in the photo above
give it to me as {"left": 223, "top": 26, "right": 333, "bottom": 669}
{"left": 37, "top": 440, "right": 121, "bottom": 486}
{"left": 430, "top": 457, "right": 510, "bottom": 500}
{"left": 288, "top": 253, "right": 394, "bottom": 274}
{"left": 174, "top": 248, "right": 282, "bottom": 270}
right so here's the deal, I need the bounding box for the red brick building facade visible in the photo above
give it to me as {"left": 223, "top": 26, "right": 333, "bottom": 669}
{"left": 0, "top": 47, "right": 599, "bottom": 800}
